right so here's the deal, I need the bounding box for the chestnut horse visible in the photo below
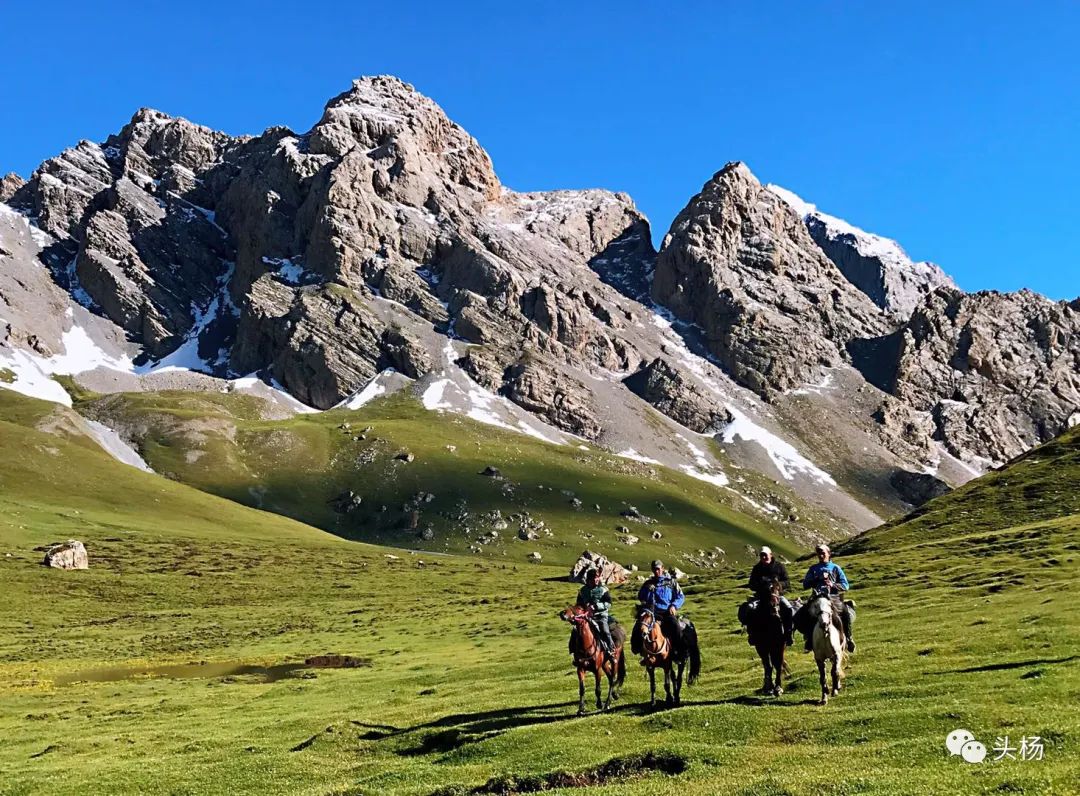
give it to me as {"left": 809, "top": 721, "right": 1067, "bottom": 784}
{"left": 559, "top": 605, "right": 626, "bottom": 715}
{"left": 636, "top": 609, "right": 700, "bottom": 707}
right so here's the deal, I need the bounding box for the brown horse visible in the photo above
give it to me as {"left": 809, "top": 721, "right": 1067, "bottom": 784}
{"left": 748, "top": 581, "right": 788, "bottom": 697}
{"left": 636, "top": 609, "right": 700, "bottom": 707}
{"left": 559, "top": 605, "right": 626, "bottom": 715}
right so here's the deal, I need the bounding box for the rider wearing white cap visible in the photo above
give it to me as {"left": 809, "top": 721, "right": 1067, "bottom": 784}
{"left": 742, "top": 546, "right": 794, "bottom": 645}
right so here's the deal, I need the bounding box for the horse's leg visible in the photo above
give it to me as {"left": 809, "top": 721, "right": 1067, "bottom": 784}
{"left": 831, "top": 654, "right": 841, "bottom": 696}
{"left": 594, "top": 665, "right": 603, "bottom": 711}
{"left": 817, "top": 657, "right": 828, "bottom": 705}
{"left": 774, "top": 645, "right": 784, "bottom": 697}
{"left": 760, "top": 649, "right": 771, "bottom": 694}
{"left": 674, "top": 661, "right": 684, "bottom": 706}
{"left": 577, "top": 667, "right": 586, "bottom": 715}
{"left": 603, "top": 661, "right": 614, "bottom": 711}
{"left": 648, "top": 665, "right": 656, "bottom": 707}
{"left": 663, "top": 663, "right": 673, "bottom": 706}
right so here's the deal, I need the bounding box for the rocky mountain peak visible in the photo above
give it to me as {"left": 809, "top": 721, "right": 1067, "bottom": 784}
{"left": 309, "top": 75, "right": 499, "bottom": 202}
{"left": 653, "top": 160, "right": 888, "bottom": 398}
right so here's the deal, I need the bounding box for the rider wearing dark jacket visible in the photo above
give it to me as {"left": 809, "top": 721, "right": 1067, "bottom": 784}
{"left": 742, "top": 547, "right": 794, "bottom": 645}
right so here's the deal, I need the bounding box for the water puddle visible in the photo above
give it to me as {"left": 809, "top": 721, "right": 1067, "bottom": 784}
{"left": 54, "top": 655, "right": 371, "bottom": 685}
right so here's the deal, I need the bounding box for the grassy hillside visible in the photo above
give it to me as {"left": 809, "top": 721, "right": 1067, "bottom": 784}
{"left": 75, "top": 389, "right": 806, "bottom": 567}
{"left": 1, "top": 390, "right": 1077, "bottom": 794}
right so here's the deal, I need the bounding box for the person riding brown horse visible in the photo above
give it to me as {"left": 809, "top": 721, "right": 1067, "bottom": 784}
{"left": 575, "top": 568, "right": 616, "bottom": 661}
{"left": 559, "top": 603, "right": 626, "bottom": 715}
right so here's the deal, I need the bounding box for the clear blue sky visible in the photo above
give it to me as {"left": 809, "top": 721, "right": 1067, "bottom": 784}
{"left": 2, "top": 2, "right": 1077, "bottom": 299}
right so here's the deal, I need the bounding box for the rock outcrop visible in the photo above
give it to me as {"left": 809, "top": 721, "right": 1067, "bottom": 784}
{"left": 889, "top": 470, "right": 951, "bottom": 507}
{"left": 623, "top": 358, "right": 731, "bottom": 433}
{"left": 858, "top": 288, "right": 1080, "bottom": 464}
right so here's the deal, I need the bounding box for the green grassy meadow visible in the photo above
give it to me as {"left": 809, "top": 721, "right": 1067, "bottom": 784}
{"left": 1, "top": 389, "right": 1077, "bottom": 795}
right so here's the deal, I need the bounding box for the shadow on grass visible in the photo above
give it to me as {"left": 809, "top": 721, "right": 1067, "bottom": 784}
{"left": 351, "top": 699, "right": 711, "bottom": 756}
{"left": 939, "top": 655, "right": 1077, "bottom": 674}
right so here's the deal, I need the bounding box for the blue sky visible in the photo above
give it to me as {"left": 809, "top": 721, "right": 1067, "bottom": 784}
{"left": 2, "top": 2, "right": 1077, "bottom": 299}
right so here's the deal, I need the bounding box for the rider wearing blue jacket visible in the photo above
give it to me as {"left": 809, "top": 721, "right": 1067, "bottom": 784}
{"left": 632, "top": 559, "right": 685, "bottom": 653}
{"left": 799, "top": 543, "right": 856, "bottom": 652}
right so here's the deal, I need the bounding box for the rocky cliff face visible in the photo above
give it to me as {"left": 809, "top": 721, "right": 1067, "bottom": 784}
{"left": 3, "top": 75, "right": 1077, "bottom": 533}
{"left": 652, "top": 163, "right": 889, "bottom": 398}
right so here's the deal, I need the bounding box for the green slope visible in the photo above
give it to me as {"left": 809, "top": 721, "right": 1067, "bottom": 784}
{"left": 1, "top": 389, "right": 1077, "bottom": 794}
{"left": 75, "top": 389, "right": 802, "bottom": 566}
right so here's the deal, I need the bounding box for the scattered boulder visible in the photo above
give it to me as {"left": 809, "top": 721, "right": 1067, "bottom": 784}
{"left": 618, "top": 534, "right": 640, "bottom": 546}
{"left": 395, "top": 452, "right": 415, "bottom": 463}
{"left": 419, "top": 527, "right": 435, "bottom": 541}
{"left": 479, "top": 466, "right": 502, "bottom": 478}
{"left": 42, "top": 540, "right": 88, "bottom": 570}
{"left": 527, "top": 552, "right": 543, "bottom": 563}
{"left": 672, "top": 567, "right": 687, "bottom": 581}
{"left": 330, "top": 490, "right": 363, "bottom": 513}
{"left": 518, "top": 528, "right": 540, "bottom": 541}
{"left": 570, "top": 497, "right": 583, "bottom": 510}
{"left": 651, "top": 530, "right": 663, "bottom": 540}
{"left": 569, "top": 550, "right": 629, "bottom": 585}
{"left": 620, "top": 506, "right": 655, "bottom": 524}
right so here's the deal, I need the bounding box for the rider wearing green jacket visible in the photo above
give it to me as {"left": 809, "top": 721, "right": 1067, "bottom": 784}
{"left": 576, "top": 568, "right": 615, "bottom": 658}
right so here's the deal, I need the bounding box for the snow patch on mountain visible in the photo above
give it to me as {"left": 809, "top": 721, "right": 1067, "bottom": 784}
{"left": 720, "top": 404, "right": 836, "bottom": 485}
{"left": 83, "top": 419, "right": 154, "bottom": 471}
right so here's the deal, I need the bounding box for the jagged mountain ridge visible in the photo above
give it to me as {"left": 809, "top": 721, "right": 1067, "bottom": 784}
{"left": 2, "top": 75, "right": 1078, "bottom": 539}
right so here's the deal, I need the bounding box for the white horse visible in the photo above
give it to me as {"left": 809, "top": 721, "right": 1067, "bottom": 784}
{"left": 811, "top": 596, "right": 846, "bottom": 704}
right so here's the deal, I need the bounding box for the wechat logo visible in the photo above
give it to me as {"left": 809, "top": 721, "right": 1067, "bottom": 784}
{"left": 946, "top": 729, "right": 987, "bottom": 763}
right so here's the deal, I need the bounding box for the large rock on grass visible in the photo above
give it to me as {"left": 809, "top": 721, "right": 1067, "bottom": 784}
{"left": 569, "top": 550, "right": 629, "bottom": 585}
{"left": 42, "top": 540, "right": 89, "bottom": 570}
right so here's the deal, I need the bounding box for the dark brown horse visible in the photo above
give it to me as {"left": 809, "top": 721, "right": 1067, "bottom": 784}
{"left": 636, "top": 609, "right": 700, "bottom": 707}
{"left": 748, "top": 581, "right": 788, "bottom": 697}
{"left": 559, "top": 605, "right": 626, "bottom": 715}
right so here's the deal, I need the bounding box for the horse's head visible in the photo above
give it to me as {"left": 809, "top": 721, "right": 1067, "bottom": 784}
{"left": 559, "top": 605, "right": 590, "bottom": 624}
{"left": 815, "top": 597, "right": 835, "bottom": 629}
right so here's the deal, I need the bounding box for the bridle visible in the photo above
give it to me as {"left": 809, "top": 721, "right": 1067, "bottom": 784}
{"left": 639, "top": 609, "right": 669, "bottom": 657}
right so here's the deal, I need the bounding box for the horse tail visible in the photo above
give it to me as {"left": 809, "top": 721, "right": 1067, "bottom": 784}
{"left": 616, "top": 647, "right": 626, "bottom": 688}
{"left": 686, "top": 626, "right": 701, "bottom": 685}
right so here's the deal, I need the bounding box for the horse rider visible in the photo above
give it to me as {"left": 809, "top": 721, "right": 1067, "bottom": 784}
{"left": 798, "top": 543, "right": 856, "bottom": 653}
{"left": 743, "top": 546, "right": 794, "bottom": 646}
{"left": 576, "top": 567, "right": 616, "bottom": 660}
{"left": 632, "top": 559, "right": 685, "bottom": 654}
